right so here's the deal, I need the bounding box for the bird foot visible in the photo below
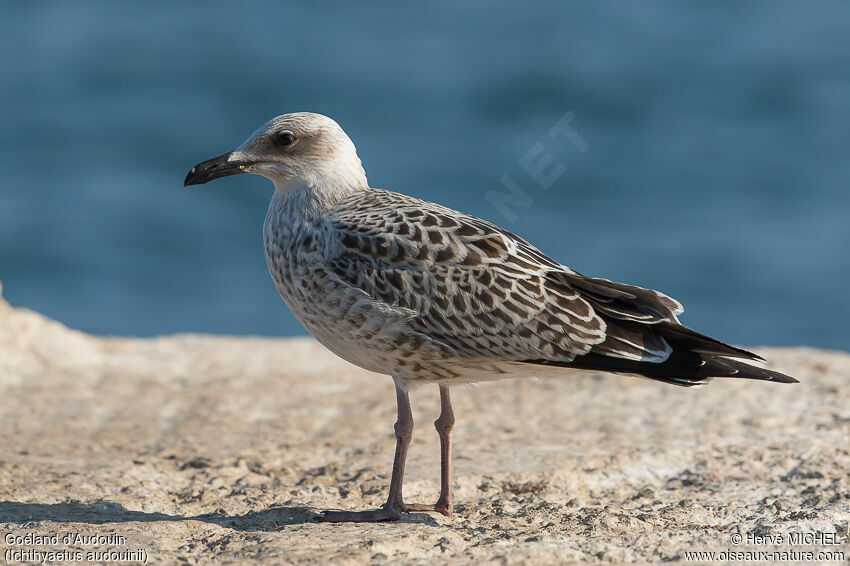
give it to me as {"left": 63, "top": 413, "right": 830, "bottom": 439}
{"left": 404, "top": 498, "right": 453, "bottom": 517}
{"left": 319, "top": 503, "right": 402, "bottom": 523}
{"left": 318, "top": 498, "right": 452, "bottom": 522}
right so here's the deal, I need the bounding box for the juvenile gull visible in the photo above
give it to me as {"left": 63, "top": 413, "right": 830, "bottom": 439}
{"left": 184, "top": 112, "right": 797, "bottom": 522}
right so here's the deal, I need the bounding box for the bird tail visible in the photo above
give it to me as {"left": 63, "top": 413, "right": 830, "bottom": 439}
{"left": 532, "top": 349, "right": 797, "bottom": 387}
{"left": 524, "top": 322, "right": 798, "bottom": 387}
{"left": 638, "top": 323, "right": 798, "bottom": 386}
{"left": 641, "top": 351, "right": 799, "bottom": 387}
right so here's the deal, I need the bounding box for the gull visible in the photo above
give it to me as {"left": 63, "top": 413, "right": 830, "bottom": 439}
{"left": 184, "top": 112, "right": 797, "bottom": 522}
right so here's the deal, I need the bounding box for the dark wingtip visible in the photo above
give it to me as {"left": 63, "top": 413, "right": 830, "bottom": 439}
{"left": 769, "top": 371, "right": 799, "bottom": 384}
{"left": 724, "top": 360, "right": 798, "bottom": 384}
{"left": 734, "top": 363, "right": 798, "bottom": 383}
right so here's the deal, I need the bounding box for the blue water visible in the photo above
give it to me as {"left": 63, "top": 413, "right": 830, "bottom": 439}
{"left": 1, "top": 2, "right": 848, "bottom": 350}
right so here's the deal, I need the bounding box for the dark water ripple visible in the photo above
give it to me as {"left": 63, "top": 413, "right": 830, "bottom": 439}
{"left": 1, "top": 2, "right": 848, "bottom": 349}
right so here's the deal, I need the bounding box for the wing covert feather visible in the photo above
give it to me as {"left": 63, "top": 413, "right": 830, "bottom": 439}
{"left": 321, "top": 190, "right": 690, "bottom": 365}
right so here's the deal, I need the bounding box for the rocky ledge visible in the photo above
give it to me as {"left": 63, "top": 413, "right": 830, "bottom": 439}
{"left": 0, "top": 290, "right": 847, "bottom": 564}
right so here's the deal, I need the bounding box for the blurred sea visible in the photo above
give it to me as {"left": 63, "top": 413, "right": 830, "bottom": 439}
{"left": 1, "top": 2, "right": 848, "bottom": 349}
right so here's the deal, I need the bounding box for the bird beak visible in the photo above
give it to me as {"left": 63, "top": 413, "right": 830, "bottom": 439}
{"left": 184, "top": 151, "right": 250, "bottom": 187}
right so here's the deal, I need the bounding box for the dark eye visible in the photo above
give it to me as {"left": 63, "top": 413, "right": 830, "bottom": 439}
{"left": 275, "top": 131, "right": 296, "bottom": 147}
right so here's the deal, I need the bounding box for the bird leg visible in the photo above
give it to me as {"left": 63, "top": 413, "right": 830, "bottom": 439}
{"left": 405, "top": 384, "right": 454, "bottom": 516}
{"left": 320, "top": 378, "right": 414, "bottom": 522}
{"left": 319, "top": 382, "right": 456, "bottom": 522}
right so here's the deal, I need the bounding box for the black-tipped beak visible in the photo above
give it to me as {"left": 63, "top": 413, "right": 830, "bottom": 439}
{"left": 184, "top": 151, "right": 249, "bottom": 187}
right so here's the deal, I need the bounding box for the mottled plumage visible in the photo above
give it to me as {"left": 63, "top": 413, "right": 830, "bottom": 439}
{"left": 185, "top": 112, "right": 796, "bottom": 522}
{"left": 264, "top": 185, "right": 792, "bottom": 388}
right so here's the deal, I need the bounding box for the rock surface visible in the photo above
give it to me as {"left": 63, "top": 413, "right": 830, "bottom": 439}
{"left": 0, "top": 290, "right": 848, "bottom": 564}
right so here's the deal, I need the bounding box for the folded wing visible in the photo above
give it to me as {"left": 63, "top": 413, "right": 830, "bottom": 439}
{"left": 322, "top": 189, "right": 796, "bottom": 386}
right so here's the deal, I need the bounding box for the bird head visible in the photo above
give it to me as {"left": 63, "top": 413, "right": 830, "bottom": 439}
{"left": 184, "top": 112, "right": 368, "bottom": 195}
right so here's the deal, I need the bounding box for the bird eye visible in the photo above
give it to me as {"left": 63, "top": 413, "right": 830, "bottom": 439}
{"left": 275, "top": 131, "right": 296, "bottom": 147}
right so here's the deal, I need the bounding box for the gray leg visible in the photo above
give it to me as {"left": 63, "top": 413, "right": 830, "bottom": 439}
{"left": 320, "top": 378, "right": 414, "bottom": 522}
{"left": 406, "top": 384, "right": 454, "bottom": 516}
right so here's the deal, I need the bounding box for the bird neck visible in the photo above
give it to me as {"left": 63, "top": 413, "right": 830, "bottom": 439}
{"left": 270, "top": 178, "right": 363, "bottom": 219}
{"left": 269, "top": 152, "right": 368, "bottom": 215}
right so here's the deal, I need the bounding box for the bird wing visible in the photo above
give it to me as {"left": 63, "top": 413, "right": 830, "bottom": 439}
{"left": 322, "top": 189, "right": 692, "bottom": 365}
